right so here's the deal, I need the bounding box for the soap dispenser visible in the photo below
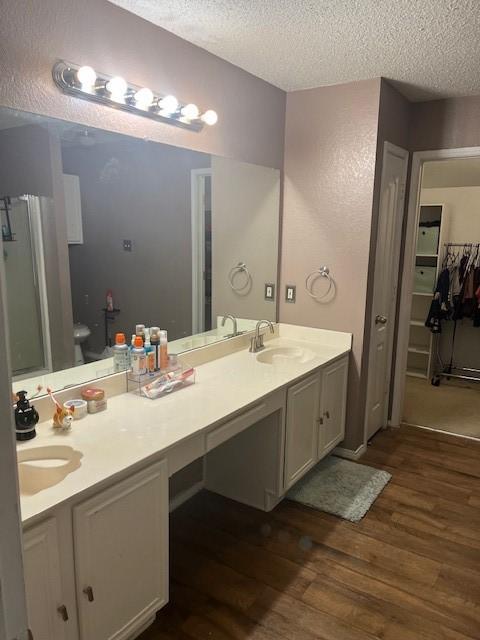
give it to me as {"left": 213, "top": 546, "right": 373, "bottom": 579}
{"left": 14, "top": 390, "right": 39, "bottom": 441}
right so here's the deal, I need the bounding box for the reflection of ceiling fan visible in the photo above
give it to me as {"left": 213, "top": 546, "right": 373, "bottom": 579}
{"left": 61, "top": 127, "right": 97, "bottom": 147}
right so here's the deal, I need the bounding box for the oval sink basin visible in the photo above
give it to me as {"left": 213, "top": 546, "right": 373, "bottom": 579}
{"left": 17, "top": 445, "right": 83, "bottom": 495}
{"left": 256, "top": 346, "right": 316, "bottom": 365}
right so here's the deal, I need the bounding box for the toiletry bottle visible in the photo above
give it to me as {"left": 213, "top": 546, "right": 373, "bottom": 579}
{"left": 131, "top": 336, "right": 146, "bottom": 376}
{"left": 144, "top": 335, "right": 156, "bottom": 373}
{"left": 159, "top": 330, "right": 168, "bottom": 370}
{"left": 14, "top": 391, "right": 39, "bottom": 441}
{"left": 106, "top": 289, "right": 114, "bottom": 312}
{"left": 135, "top": 324, "right": 146, "bottom": 345}
{"left": 113, "top": 332, "right": 129, "bottom": 372}
{"left": 150, "top": 327, "right": 160, "bottom": 370}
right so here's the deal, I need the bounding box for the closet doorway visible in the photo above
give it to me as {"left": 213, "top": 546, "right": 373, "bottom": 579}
{"left": 394, "top": 151, "right": 480, "bottom": 439}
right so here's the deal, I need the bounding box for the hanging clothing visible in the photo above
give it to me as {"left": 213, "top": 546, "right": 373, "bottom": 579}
{"left": 425, "top": 268, "right": 450, "bottom": 333}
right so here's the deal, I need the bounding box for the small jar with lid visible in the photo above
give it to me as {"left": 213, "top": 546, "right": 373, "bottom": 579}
{"left": 81, "top": 387, "right": 107, "bottom": 414}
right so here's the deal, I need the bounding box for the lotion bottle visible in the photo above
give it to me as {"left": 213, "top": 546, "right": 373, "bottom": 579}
{"left": 159, "top": 330, "right": 168, "bottom": 370}
{"left": 131, "top": 336, "right": 146, "bottom": 376}
{"left": 150, "top": 327, "right": 160, "bottom": 370}
{"left": 113, "top": 333, "right": 129, "bottom": 372}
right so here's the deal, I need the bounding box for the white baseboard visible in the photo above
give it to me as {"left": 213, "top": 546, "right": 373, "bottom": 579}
{"left": 334, "top": 443, "right": 367, "bottom": 460}
{"left": 169, "top": 480, "right": 204, "bottom": 512}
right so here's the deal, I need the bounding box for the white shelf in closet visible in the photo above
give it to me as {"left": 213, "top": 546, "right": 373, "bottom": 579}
{"left": 412, "top": 291, "right": 432, "bottom": 297}
{"left": 409, "top": 319, "right": 427, "bottom": 327}
{"left": 408, "top": 345, "right": 430, "bottom": 356}
{"left": 406, "top": 367, "right": 428, "bottom": 379}
{"left": 416, "top": 253, "right": 438, "bottom": 258}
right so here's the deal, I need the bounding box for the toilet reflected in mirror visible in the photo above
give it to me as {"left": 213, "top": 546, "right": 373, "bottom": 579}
{"left": 73, "top": 323, "right": 91, "bottom": 366}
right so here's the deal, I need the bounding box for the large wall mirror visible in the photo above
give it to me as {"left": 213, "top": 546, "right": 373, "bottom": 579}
{"left": 0, "top": 107, "right": 280, "bottom": 397}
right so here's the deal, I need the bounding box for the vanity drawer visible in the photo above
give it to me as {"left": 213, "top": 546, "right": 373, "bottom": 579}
{"left": 206, "top": 392, "right": 284, "bottom": 451}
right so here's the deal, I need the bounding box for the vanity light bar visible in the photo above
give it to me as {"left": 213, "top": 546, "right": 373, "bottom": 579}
{"left": 52, "top": 61, "right": 218, "bottom": 132}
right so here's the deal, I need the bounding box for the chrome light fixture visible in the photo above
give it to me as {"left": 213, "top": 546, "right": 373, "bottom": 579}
{"left": 52, "top": 61, "right": 218, "bottom": 132}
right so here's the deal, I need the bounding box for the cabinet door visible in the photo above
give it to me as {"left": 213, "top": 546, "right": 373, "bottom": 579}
{"left": 319, "top": 356, "right": 348, "bottom": 457}
{"left": 23, "top": 518, "right": 69, "bottom": 640}
{"left": 284, "top": 372, "right": 321, "bottom": 490}
{"left": 74, "top": 460, "right": 168, "bottom": 640}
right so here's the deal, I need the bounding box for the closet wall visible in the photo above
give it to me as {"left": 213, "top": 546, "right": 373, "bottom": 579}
{"left": 420, "top": 184, "right": 480, "bottom": 369}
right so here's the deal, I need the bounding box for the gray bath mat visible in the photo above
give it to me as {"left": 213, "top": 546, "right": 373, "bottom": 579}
{"left": 287, "top": 456, "right": 391, "bottom": 522}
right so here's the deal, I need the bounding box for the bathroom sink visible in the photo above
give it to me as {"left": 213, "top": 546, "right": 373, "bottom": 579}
{"left": 17, "top": 445, "right": 83, "bottom": 496}
{"left": 256, "top": 346, "right": 316, "bottom": 365}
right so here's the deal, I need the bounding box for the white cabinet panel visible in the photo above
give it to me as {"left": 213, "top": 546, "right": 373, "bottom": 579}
{"left": 74, "top": 460, "right": 168, "bottom": 640}
{"left": 284, "top": 372, "right": 321, "bottom": 489}
{"left": 63, "top": 174, "right": 83, "bottom": 244}
{"left": 319, "top": 356, "right": 348, "bottom": 457}
{"left": 23, "top": 518, "right": 68, "bottom": 640}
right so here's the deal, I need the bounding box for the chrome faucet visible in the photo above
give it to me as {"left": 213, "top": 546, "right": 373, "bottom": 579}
{"left": 221, "top": 314, "right": 239, "bottom": 337}
{"left": 249, "top": 320, "right": 275, "bottom": 353}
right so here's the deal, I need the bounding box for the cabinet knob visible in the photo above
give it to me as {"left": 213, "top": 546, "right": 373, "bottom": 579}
{"left": 317, "top": 416, "right": 323, "bottom": 425}
{"left": 324, "top": 410, "right": 330, "bottom": 419}
{"left": 57, "top": 605, "right": 69, "bottom": 621}
{"left": 83, "top": 586, "right": 95, "bottom": 602}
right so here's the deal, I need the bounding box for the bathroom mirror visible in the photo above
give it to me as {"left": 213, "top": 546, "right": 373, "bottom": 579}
{"left": 0, "top": 107, "right": 280, "bottom": 396}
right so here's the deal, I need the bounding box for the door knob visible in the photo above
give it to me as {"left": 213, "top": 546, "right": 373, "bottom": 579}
{"left": 375, "top": 315, "right": 387, "bottom": 325}
{"left": 83, "top": 586, "right": 95, "bottom": 602}
{"left": 57, "top": 605, "right": 69, "bottom": 621}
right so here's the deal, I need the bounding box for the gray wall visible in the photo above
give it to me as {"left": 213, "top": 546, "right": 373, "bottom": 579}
{"left": 410, "top": 95, "right": 480, "bottom": 152}
{"left": 63, "top": 140, "right": 210, "bottom": 353}
{"left": 0, "top": 124, "right": 74, "bottom": 370}
{"left": 280, "top": 78, "right": 382, "bottom": 450}
{"left": 0, "top": 0, "right": 285, "bottom": 170}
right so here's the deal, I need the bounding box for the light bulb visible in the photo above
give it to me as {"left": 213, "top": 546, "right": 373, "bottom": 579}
{"left": 180, "top": 103, "right": 200, "bottom": 120}
{"left": 134, "top": 87, "right": 154, "bottom": 110}
{"left": 105, "top": 76, "right": 128, "bottom": 100}
{"left": 76, "top": 66, "right": 97, "bottom": 90}
{"left": 201, "top": 110, "right": 218, "bottom": 126}
{"left": 158, "top": 95, "right": 178, "bottom": 114}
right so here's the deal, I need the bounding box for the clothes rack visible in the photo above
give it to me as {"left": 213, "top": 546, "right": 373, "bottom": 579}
{"left": 431, "top": 242, "right": 480, "bottom": 386}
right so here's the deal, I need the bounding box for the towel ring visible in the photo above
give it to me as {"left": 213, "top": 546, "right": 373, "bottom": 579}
{"left": 305, "top": 266, "right": 333, "bottom": 301}
{"left": 228, "top": 262, "right": 252, "bottom": 292}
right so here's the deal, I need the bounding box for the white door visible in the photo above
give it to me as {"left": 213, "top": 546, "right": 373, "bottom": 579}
{"left": 73, "top": 460, "right": 169, "bottom": 640}
{"left": 365, "top": 142, "right": 408, "bottom": 441}
{"left": 284, "top": 372, "right": 321, "bottom": 489}
{"left": 0, "top": 250, "right": 29, "bottom": 640}
{"left": 319, "top": 356, "right": 349, "bottom": 456}
{"left": 23, "top": 519, "right": 68, "bottom": 640}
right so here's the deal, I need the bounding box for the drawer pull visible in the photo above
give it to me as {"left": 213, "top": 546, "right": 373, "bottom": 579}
{"left": 83, "top": 586, "right": 94, "bottom": 602}
{"left": 57, "top": 604, "right": 69, "bottom": 621}
{"left": 324, "top": 410, "right": 330, "bottom": 419}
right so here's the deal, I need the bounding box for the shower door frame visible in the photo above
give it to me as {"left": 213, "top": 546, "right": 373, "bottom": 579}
{"left": 10, "top": 195, "right": 53, "bottom": 381}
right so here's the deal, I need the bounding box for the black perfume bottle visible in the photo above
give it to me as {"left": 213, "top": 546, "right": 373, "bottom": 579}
{"left": 14, "top": 390, "right": 39, "bottom": 441}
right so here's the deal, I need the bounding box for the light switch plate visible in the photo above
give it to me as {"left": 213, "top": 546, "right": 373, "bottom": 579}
{"left": 285, "top": 285, "right": 296, "bottom": 303}
{"left": 265, "top": 283, "right": 275, "bottom": 301}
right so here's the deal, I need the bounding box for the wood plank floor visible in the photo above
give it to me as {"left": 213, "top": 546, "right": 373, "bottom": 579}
{"left": 140, "top": 425, "right": 480, "bottom": 640}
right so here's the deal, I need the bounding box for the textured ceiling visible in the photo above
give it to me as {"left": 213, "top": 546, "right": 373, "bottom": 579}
{"left": 108, "top": 0, "right": 480, "bottom": 101}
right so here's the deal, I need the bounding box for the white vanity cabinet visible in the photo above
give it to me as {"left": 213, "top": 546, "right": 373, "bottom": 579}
{"left": 318, "top": 355, "right": 348, "bottom": 457}
{"left": 23, "top": 459, "right": 169, "bottom": 640}
{"left": 284, "top": 373, "right": 321, "bottom": 489}
{"left": 74, "top": 459, "right": 168, "bottom": 640}
{"left": 23, "top": 518, "right": 69, "bottom": 640}
{"left": 284, "top": 354, "right": 349, "bottom": 490}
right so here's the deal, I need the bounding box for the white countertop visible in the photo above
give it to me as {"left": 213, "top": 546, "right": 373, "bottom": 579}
{"left": 18, "top": 324, "right": 351, "bottom": 524}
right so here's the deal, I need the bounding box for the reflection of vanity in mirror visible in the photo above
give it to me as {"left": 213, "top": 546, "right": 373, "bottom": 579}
{"left": 0, "top": 106, "right": 280, "bottom": 397}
